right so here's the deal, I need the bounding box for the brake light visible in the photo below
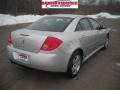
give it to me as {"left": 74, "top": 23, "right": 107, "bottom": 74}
{"left": 40, "top": 36, "right": 63, "bottom": 51}
{"left": 8, "top": 32, "right": 12, "bottom": 45}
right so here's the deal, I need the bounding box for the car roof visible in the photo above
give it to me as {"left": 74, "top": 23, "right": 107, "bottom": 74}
{"left": 48, "top": 14, "right": 85, "bottom": 18}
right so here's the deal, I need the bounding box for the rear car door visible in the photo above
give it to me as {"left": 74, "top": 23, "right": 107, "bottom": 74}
{"left": 75, "top": 18, "right": 97, "bottom": 57}
{"left": 88, "top": 18, "right": 106, "bottom": 48}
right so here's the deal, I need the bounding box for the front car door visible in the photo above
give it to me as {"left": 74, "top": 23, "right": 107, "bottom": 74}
{"left": 88, "top": 18, "right": 106, "bottom": 48}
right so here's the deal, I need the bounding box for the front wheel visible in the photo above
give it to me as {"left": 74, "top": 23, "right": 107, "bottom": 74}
{"left": 103, "top": 38, "right": 109, "bottom": 49}
{"left": 66, "top": 51, "right": 82, "bottom": 78}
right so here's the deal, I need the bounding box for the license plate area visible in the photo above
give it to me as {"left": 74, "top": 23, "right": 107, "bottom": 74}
{"left": 13, "top": 52, "right": 29, "bottom": 62}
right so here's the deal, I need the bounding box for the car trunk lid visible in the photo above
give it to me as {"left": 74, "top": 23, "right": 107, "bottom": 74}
{"left": 12, "top": 29, "right": 60, "bottom": 53}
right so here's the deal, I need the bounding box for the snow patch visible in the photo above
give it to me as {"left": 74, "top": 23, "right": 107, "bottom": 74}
{"left": 0, "top": 14, "right": 42, "bottom": 26}
{"left": 0, "top": 12, "right": 120, "bottom": 26}
{"left": 87, "top": 12, "right": 120, "bottom": 19}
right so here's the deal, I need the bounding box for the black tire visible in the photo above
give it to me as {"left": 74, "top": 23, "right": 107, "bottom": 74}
{"left": 66, "top": 51, "right": 82, "bottom": 78}
{"left": 10, "top": 61, "right": 13, "bottom": 64}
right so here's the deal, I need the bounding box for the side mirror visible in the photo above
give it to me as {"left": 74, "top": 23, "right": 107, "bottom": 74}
{"left": 96, "top": 26, "right": 106, "bottom": 30}
{"left": 102, "top": 26, "right": 107, "bottom": 29}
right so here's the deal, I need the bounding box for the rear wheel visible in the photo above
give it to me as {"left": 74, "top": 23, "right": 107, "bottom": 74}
{"left": 66, "top": 51, "right": 82, "bottom": 78}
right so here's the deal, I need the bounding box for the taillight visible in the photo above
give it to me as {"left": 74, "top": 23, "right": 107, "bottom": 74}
{"left": 8, "top": 32, "right": 12, "bottom": 45}
{"left": 40, "top": 36, "right": 63, "bottom": 51}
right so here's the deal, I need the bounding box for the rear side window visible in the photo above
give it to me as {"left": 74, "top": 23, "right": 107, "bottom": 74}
{"left": 79, "top": 19, "right": 91, "bottom": 30}
{"left": 75, "top": 22, "right": 82, "bottom": 31}
{"left": 89, "top": 18, "right": 100, "bottom": 30}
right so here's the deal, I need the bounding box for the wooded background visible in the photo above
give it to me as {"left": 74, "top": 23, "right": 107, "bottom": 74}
{"left": 0, "top": 0, "right": 120, "bottom": 15}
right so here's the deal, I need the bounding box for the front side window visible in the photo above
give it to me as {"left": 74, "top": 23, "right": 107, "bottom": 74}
{"left": 27, "top": 16, "right": 73, "bottom": 32}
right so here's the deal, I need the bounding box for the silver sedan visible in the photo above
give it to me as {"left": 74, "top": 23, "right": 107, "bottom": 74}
{"left": 7, "top": 14, "right": 110, "bottom": 77}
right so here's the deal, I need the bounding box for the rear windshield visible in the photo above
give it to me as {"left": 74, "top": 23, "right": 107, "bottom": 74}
{"left": 27, "top": 16, "right": 73, "bottom": 32}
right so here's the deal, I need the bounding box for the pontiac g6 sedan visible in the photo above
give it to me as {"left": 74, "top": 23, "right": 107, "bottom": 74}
{"left": 7, "top": 14, "right": 110, "bottom": 77}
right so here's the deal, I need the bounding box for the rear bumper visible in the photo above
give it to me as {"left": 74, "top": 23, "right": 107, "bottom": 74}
{"left": 7, "top": 45, "right": 69, "bottom": 72}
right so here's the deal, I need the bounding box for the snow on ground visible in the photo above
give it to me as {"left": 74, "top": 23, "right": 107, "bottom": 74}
{"left": 87, "top": 12, "right": 120, "bottom": 19}
{"left": 0, "top": 12, "right": 120, "bottom": 26}
{"left": 0, "top": 14, "right": 42, "bottom": 26}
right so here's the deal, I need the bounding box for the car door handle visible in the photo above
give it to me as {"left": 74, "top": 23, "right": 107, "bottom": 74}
{"left": 20, "top": 34, "right": 30, "bottom": 36}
